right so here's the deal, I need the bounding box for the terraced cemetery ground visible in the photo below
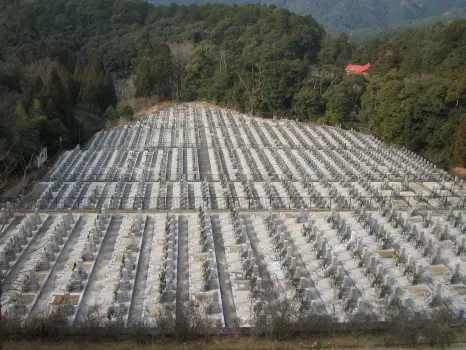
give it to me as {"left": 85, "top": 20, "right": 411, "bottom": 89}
{"left": 1, "top": 105, "right": 465, "bottom": 328}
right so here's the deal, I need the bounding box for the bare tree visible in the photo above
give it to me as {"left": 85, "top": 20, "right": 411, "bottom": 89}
{"left": 236, "top": 72, "right": 255, "bottom": 115}
{"left": 424, "top": 303, "right": 458, "bottom": 348}
{"left": 174, "top": 294, "right": 216, "bottom": 340}
{"left": 168, "top": 42, "right": 194, "bottom": 100}
{"left": 0, "top": 142, "right": 17, "bottom": 197}
{"left": 249, "top": 278, "right": 302, "bottom": 339}
{"left": 0, "top": 140, "right": 36, "bottom": 238}
{"left": 75, "top": 302, "right": 106, "bottom": 328}
{"left": 22, "top": 302, "right": 69, "bottom": 339}
{"left": 0, "top": 140, "right": 35, "bottom": 202}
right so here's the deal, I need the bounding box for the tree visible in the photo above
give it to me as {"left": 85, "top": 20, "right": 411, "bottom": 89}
{"left": 292, "top": 85, "right": 325, "bottom": 121}
{"left": 134, "top": 59, "right": 152, "bottom": 98}
{"left": 79, "top": 59, "right": 102, "bottom": 108}
{"left": 258, "top": 59, "right": 306, "bottom": 117}
{"left": 169, "top": 41, "right": 194, "bottom": 100}
{"left": 101, "top": 72, "right": 117, "bottom": 109}
{"left": 249, "top": 278, "right": 301, "bottom": 339}
{"left": 453, "top": 116, "right": 466, "bottom": 167}
{"left": 0, "top": 138, "right": 35, "bottom": 228}
{"left": 151, "top": 45, "right": 174, "bottom": 99}
{"left": 321, "top": 76, "right": 364, "bottom": 126}
{"left": 318, "top": 33, "right": 353, "bottom": 66}
{"left": 29, "top": 99, "right": 43, "bottom": 119}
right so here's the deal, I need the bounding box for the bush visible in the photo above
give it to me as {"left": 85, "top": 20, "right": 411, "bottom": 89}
{"left": 104, "top": 105, "right": 134, "bottom": 123}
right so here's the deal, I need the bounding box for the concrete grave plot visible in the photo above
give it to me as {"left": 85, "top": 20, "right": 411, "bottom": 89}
{"left": 3, "top": 105, "right": 466, "bottom": 327}
{"left": 25, "top": 105, "right": 465, "bottom": 211}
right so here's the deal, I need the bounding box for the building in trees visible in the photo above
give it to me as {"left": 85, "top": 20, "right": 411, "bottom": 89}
{"left": 345, "top": 63, "right": 371, "bottom": 76}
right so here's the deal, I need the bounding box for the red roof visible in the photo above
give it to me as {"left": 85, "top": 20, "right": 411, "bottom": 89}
{"left": 345, "top": 63, "right": 371, "bottom": 75}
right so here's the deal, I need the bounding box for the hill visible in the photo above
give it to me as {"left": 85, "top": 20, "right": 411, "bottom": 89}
{"left": 0, "top": 0, "right": 328, "bottom": 192}
{"left": 352, "top": 19, "right": 466, "bottom": 168}
{"left": 147, "top": 0, "right": 466, "bottom": 38}
{"left": 0, "top": 0, "right": 465, "bottom": 192}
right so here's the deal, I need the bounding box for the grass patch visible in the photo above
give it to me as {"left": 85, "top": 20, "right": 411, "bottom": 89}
{"left": 2, "top": 332, "right": 466, "bottom": 350}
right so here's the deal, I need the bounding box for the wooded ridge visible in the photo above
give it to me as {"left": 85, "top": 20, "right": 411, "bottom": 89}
{"left": 0, "top": 0, "right": 464, "bottom": 191}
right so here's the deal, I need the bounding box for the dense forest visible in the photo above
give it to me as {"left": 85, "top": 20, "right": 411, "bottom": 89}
{"left": 147, "top": 0, "right": 466, "bottom": 38}
{"left": 0, "top": 0, "right": 465, "bottom": 192}
{"left": 353, "top": 21, "right": 466, "bottom": 168}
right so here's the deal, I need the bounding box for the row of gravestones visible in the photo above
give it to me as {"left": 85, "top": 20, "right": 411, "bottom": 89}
{"left": 155, "top": 180, "right": 166, "bottom": 210}
{"left": 323, "top": 209, "right": 408, "bottom": 313}
{"left": 132, "top": 182, "right": 146, "bottom": 210}
{"left": 159, "top": 214, "right": 178, "bottom": 303}
{"left": 49, "top": 145, "right": 80, "bottom": 181}
{"left": 249, "top": 118, "right": 272, "bottom": 148}
{"left": 108, "top": 214, "right": 145, "bottom": 323}
{"left": 263, "top": 181, "right": 285, "bottom": 209}
{"left": 354, "top": 205, "right": 453, "bottom": 307}
{"left": 242, "top": 181, "right": 261, "bottom": 209}
{"left": 0, "top": 206, "right": 12, "bottom": 225}
{"left": 179, "top": 178, "right": 189, "bottom": 210}
{"left": 264, "top": 209, "right": 327, "bottom": 314}
{"left": 5, "top": 210, "right": 76, "bottom": 317}
{"left": 200, "top": 180, "right": 211, "bottom": 209}
{"left": 0, "top": 210, "right": 43, "bottom": 270}
{"left": 281, "top": 176, "right": 308, "bottom": 209}
{"left": 197, "top": 205, "right": 219, "bottom": 292}
{"left": 308, "top": 205, "right": 449, "bottom": 314}
{"left": 69, "top": 212, "right": 111, "bottom": 293}
{"left": 228, "top": 208, "right": 260, "bottom": 291}
{"left": 212, "top": 144, "right": 230, "bottom": 183}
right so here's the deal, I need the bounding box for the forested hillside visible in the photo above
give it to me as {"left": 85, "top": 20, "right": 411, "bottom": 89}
{"left": 353, "top": 20, "right": 466, "bottom": 168}
{"left": 147, "top": 0, "right": 466, "bottom": 38}
{"left": 0, "top": 0, "right": 464, "bottom": 193}
{"left": 0, "top": 0, "right": 331, "bottom": 191}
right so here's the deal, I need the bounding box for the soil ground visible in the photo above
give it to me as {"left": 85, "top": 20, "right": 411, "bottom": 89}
{"left": 453, "top": 167, "right": 466, "bottom": 179}
{"left": 2, "top": 334, "right": 466, "bottom": 350}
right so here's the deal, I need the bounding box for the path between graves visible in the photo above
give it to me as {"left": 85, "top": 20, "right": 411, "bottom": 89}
{"left": 74, "top": 215, "right": 122, "bottom": 324}
{"left": 175, "top": 215, "right": 189, "bottom": 322}
{"left": 211, "top": 214, "right": 237, "bottom": 327}
{"left": 127, "top": 215, "right": 155, "bottom": 325}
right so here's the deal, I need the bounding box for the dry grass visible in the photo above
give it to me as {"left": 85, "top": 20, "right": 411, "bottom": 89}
{"left": 2, "top": 333, "right": 466, "bottom": 350}
{"left": 115, "top": 99, "right": 245, "bottom": 123}
{"left": 115, "top": 97, "right": 172, "bottom": 118}
{"left": 132, "top": 100, "right": 174, "bottom": 118}
{"left": 453, "top": 167, "right": 466, "bottom": 179}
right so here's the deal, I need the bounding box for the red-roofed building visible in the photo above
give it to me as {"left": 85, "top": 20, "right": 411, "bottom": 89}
{"left": 345, "top": 63, "right": 371, "bottom": 76}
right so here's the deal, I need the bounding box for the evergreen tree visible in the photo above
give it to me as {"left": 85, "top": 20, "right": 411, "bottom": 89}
{"left": 29, "top": 99, "right": 43, "bottom": 119}
{"left": 74, "top": 56, "right": 84, "bottom": 80}
{"left": 42, "top": 68, "right": 78, "bottom": 142}
{"left": 79, "top": 59, "right": 101, "bottom": 107}
{"left": 31, "top": 75, "right": 44, "bottom": 96}
{"left": 101, "top": 71, "right": 117, "bottom": 109}
{"left": 135, "top": 59, "right": 152, "bottom": 97}
{"left": 453, "top": 116, "right": 466, "bottom": 167}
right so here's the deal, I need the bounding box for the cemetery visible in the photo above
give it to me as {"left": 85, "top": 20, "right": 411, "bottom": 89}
{"left": 1, "top": 105, "right": 466, "bottom": 328}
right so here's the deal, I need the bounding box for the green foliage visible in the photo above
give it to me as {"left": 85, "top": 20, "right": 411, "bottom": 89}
{"left": 318, "top": 34, "right": 353, "bottom": 66}
{"left": 453, "top": 116, "right": 466, "bottom": 168}
{"left": 0, "top": 0, "right": 464, "bottom": 184}
{"left": 30, "top": 116, "right": 68, "bottom": 155}
{"left": 321, "top": 75, "right": 364, "bottom": 126}
{"left": 356, "top": 20, "right": 466, "bottom": 168}
{"left": 292, "top": 85, "right": 325, "bottom": 121}
{"left": 148, "top": 0, "right": 466, "bottom": 39}
{"left": 104, "top": 105, "right": 134, "bottom": 122}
